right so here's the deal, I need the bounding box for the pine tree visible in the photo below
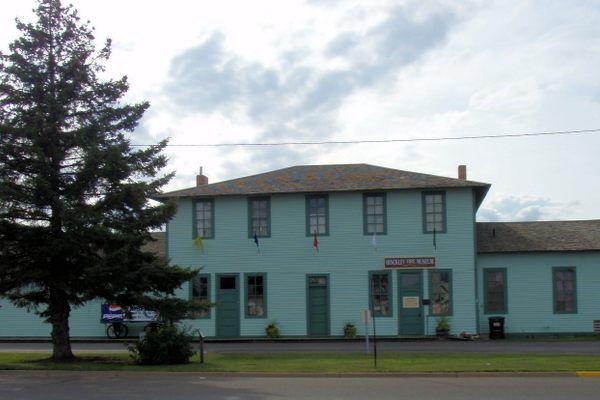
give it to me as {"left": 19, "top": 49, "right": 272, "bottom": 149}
{"left": 0, "top": 0, "right": 196, "bottom": 360}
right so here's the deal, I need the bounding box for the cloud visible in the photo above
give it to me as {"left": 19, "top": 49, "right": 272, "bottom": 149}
{"left": 478, "top": 194, "right": 579, "bottom": 222}
{"left": 160, "top": 3, "right": 459, "bottom": 173}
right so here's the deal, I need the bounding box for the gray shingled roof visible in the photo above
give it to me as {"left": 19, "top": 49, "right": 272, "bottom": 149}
{"left": 144, "top": 232, "right": 166, "bottom": 257}
{"left": 157, "top": 164, "right": 490, "bottom": 205}
{"left": 477, "top": 220, "right": 600, "bottom": 253}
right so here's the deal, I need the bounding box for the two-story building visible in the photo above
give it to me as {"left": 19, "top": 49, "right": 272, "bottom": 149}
{"left": 2, "top": 163, "right": 599, "bottom": 338}
{"left": 159, "top": 164, "right": 489, "bottom": 338}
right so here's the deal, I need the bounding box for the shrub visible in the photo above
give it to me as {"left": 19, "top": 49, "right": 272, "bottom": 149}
{"left": 129, "top": 325, "right": 196, "bottom": 365}
{"left": 265, "top": 321, "right": 280, "bottom": 338}
{"left": 344, "top": 322, "right": 357, "bottom": 338}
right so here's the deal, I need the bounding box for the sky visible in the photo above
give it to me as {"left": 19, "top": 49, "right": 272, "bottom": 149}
{"left": 2, "top": 0, "right": 599, "bottom": 222}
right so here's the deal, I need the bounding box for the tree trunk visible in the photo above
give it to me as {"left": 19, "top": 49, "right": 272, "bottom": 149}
{"left": 49, "top": 290, "right": 74, "bottom": 361}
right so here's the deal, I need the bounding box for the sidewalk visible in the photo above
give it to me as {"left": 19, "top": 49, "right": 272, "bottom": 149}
{"left": 1, "top": 338, "right": 599, "bottom": 355}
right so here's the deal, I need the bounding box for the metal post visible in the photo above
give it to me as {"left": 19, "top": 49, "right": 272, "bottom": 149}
{"left": 372, "top": 308, "right": 377, "bottom": 369}
{"left": 196, "top": 330, "right": 205, "bottom": 364}
{"left": 365, "top": 319, "right": 369, "bottom": 354}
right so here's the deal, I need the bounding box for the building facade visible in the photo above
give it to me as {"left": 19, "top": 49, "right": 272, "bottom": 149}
{"left": 1, "top": 164, "right": 599, "bottom": 338}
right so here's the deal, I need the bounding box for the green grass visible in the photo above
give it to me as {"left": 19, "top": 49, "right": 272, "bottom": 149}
{"left": 1, "top": 352, "right": 600, "bottom": 373}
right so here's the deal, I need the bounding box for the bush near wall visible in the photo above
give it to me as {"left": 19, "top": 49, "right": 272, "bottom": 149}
{"left": 129, "top": 326, "right": 196, "bottom": 365}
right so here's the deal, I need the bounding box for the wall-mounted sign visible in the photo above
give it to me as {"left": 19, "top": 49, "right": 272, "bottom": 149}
{"left": 402, "top": 296, "right": 420, "bottom": 309}
{"left": 100, "top": 304, "right": 158, "bottom": 323}
{"left": 384, "top": 257, "right": 436, "bottom": 269}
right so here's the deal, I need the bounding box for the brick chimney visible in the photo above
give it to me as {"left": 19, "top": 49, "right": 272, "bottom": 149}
{"left": 458, "top": 165, "right": 467, "bottom": 180}
{"left": 196, "top": 167, "right": 208, "bottom": 186}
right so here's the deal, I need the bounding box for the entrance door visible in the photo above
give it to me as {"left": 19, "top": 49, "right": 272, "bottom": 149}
{"left": 307, "top": 275, "right": 329, "bottom": 336}
{"left": 398, "top": 271, "right": 423, "bottom": 335}
{"left": 216, "top": 274, "right": 240, "bottom": 338}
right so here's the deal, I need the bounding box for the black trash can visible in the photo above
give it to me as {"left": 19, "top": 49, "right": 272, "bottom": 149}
{"left": 488, "top": 316, "right": 505, "bottom": 339}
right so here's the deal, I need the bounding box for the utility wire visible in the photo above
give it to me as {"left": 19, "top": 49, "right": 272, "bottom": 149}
{"left": 131, "top": 128, "right": 600, "bottom": 148}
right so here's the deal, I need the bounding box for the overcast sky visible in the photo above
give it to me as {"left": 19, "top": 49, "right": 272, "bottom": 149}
{"left": 2, "top": 0, "right": 599, "bottom": 222}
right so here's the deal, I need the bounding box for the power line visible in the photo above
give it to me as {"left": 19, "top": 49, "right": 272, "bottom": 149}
{"left": 131, "top": 128, "right": 600, "bottom": 148}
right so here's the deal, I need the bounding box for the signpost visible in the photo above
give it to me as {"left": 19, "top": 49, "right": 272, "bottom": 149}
{"left": 361, "top": 309, "right": 372, "bottom": 354}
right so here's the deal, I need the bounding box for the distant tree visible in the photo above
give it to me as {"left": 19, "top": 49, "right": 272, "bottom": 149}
{"left": 0, "top": 0, "right": 196, "bottom": 361}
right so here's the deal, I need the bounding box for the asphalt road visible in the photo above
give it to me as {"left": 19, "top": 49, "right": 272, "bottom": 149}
{"left": 1, "top": 371, "right": 600, "bottom": 400}
{"left": 1, "top": 339, "right": 599, "bottom": 355}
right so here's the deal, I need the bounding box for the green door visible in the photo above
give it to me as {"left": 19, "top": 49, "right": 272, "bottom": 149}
{"left": 398, "top": 271, "right": 424, "bottom": 336}
{"left": 307, "top": 275, "right": 329, "bottom": 336}
{"left": 216, "top": 274, "right": 240, "bottom": 338}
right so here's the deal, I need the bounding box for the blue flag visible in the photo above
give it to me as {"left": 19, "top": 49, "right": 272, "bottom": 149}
{"left": 253, "top": 231, "right": 260, "bottom": 254}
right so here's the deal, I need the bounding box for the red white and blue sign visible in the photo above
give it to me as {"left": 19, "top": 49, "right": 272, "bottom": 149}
{"left": 100, "top": 304, "right": 158, "bottom": 323}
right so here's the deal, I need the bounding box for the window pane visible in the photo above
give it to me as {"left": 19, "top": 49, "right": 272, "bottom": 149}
{"left": 554, "top": 269, "right": 575, "bottom": 313}
{"left": 371, "top": 273, "right": 390, "bottom": 316}
{"left": 424, "top": 193, "right": 445, "bottom": 233}
{"left": 250, "top": 198, "right": 269, "bottom": 237}
{"left": 247, "top": 275, "right": 265, "bottom": 317}
{"left": 191, "top": 276, "right": 209, "bottom": 318}
{"left": 485, "top": 270, "right": 505, "bottom": 313}
{"left": 365, "top": 195, "right": 385, "bottom": 235}
{"left": 196, "top": 200, "right": 213, "bottom": 238}
{"left": 431, "top": 271, "right": 450, "bottom": 315}
{"left": 308, "top": 195, "right": 328, "bottom": 235}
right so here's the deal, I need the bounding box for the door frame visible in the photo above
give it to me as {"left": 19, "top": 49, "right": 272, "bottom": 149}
{"left": 397, "top": 270, "right": 424, "bottom": 336}
{"left": 306, "top": 274, "right": 330, "bottom": 336}
{"left": 216, "top": 273, "right": 240, "bottom": 338}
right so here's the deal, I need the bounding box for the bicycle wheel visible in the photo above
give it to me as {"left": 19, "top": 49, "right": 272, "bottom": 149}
{"left": 106, "top": 323, "right": 128, "bottom": 339}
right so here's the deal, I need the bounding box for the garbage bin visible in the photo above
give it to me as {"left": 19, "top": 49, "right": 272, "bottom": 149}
{"left": 488, "top": 316, "right": 505, "bottom": 339}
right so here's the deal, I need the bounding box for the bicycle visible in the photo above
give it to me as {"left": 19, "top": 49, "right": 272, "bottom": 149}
{"left": 106, "top": 321, "right": 129, "bottom": 339}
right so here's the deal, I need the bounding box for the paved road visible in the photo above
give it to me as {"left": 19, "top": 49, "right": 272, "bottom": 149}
{"left": 1, "top": 339, "right": 599, "bottom": 355}
{"left": 1, "top": 371, "right": 600, "bottom": 400}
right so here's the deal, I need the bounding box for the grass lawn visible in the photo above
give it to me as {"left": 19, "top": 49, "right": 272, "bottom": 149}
{"left": 1, "top": 352, "right": 600, "bottom": 373}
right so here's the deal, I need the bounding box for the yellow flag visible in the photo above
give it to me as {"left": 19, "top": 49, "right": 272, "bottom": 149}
{"left": 193, "top": 236, "right": 204, "bottom": 248}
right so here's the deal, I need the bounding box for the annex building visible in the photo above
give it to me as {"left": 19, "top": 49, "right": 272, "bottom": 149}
{"left": 2, "top": 164, "right": 599, "bottom": 338}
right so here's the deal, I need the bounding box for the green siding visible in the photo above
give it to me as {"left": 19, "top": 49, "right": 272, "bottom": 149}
{"left": 478, "top": 252, "right": 600, "bottom": 334}
{"left": 1, "top": 187, "right": 481, "bottom": 338}
{"left": 164, "top": 188, "right": 479, "bottom": 338}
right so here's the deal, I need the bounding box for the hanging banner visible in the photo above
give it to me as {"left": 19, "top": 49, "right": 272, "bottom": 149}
{"left": 100, "top": 304, "right": 158, "bottom": 323}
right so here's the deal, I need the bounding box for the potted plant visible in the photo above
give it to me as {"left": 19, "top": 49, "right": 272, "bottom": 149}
{"left": 436, "top": 316, "right": 450, "bottom": 337}
{"left": 343, "top": 322, "right": 357, "bottom": 338}
{"left": 265, "top": 321, "right": 280, "bottom": 338}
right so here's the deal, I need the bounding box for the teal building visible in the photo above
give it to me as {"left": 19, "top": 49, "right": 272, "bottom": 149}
{"left": 1, "top": 164, "right": 599, "bottom": 338}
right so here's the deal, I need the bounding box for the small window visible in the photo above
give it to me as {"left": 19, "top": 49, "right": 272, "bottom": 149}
{"left": 306, "top": 195, "right": 328, "bottom": 235}
{"left": 308, "top": 276, "right": 328, "bottom": 286}
{"left": 195, "top": 199, "right": 214, "bottom": 239}
{"left": 553, "top": 267, "right": 577, "bottom": 314}
{"left": 190, "top": 275, "right": 210, "bottom": 318}
{"left": 246, "top": 274, "right": 266, "bottom": 318}
{"left": 370, "top": 271, "right": 391, "bottom": 316}
{"left": 430, "top": 270, "right": 451, "bottom": 315}
{"left": 484, "top": 269, "right": 507, "bottom": 314}
{"left": 422, "top": 192, "right": 446, "bottom": 233}
{"left": 364, "top": 193, "right": 386, "bottom": 235}
{"left": 248, "top": 197, "right": 270, "bottom": 238}
{"left": 220, "top": 276, "right": 236, "bottom": 290}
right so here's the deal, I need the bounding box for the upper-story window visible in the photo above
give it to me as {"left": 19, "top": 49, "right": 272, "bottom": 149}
{"left": 195, "top": 199, "right": 214, "bottom": 239}
{"left": 363, "top": 193, "right": 386, "bottom": 235}
{"left": 306, "top": 195, "right": 328, "bottom": 235}
{"left": 422, "top": 191, "right": 446, "bottom": 233}
{"left": 248, "top": 197, "right": 270, "bottom": 238}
